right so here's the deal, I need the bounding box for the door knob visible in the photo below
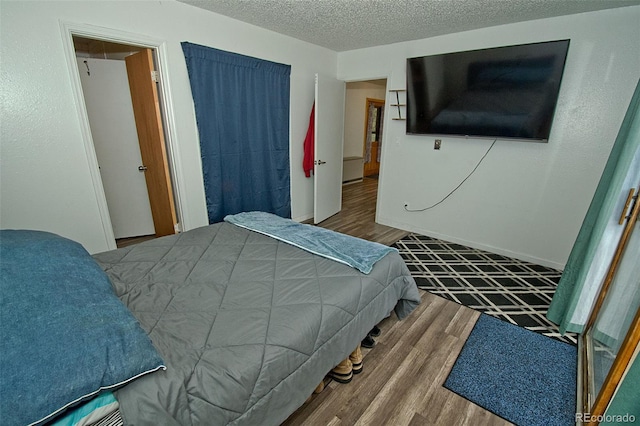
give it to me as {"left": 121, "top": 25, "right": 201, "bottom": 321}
{"left": 138, "top": 165, "right": 148, "bottom": 172}
{"left": 315, "top": 160, "right": 326, "bottom": 165}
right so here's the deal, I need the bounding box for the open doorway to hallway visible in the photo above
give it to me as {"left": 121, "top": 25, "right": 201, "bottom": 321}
{"left": 339, "top": 79, "right": 388, "bottom": 234}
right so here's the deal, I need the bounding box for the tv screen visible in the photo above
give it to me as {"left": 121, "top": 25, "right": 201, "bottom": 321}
{"left": 406, "top": 40, "right": 570, "bottom": 141}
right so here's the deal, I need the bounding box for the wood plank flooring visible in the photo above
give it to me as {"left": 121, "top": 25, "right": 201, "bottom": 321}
{"left": 284, "top": 178, "right": 512, "bottom": 426}
{"left": 312, "top": 177, "right": 410, "bottom": 246}
{"left": 116, "top": 234, "right": 156, "bottom": 248}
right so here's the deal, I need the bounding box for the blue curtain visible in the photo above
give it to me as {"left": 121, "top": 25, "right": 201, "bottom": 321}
{"left": 181, "top": 42, "right": 291, "bottom": 223}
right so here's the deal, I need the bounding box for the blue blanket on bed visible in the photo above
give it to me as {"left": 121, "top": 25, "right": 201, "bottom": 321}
{"left": 224, "top": 211, "right": 397, "bottom": 274}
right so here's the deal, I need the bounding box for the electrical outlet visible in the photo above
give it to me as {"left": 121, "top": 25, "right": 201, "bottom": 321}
{"left": 434, "top": 139, "right": 441, "bottom": 150}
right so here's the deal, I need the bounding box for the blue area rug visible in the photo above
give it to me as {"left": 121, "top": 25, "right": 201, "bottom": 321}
{"left": 444, "top": 314, "right": 577, "bottom": 426}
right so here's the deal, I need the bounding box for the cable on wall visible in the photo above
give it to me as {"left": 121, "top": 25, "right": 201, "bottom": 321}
{"left": 404, "top": 139, "right": 497, "bottom": 212}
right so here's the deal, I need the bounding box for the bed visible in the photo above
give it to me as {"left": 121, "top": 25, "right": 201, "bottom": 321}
{"left": 0, "top": 212, "right": 420, "bottom": 426}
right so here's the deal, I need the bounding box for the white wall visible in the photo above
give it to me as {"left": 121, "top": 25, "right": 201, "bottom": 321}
{"left": 0, "top": 0, "right": 336, "bottom": 253}
{"left": 343, "top": 80, "right": 387, "bottom": 158}
{"left": 338, "top": 6, "right": 640, "bottom": 269}
{"left": 3, "top": 1, "right": 638, "bottom": 266}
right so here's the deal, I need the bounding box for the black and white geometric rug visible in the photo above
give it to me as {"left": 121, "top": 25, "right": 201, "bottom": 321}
{"left": 392, "top": 233, "right": 577, "bottom": 345}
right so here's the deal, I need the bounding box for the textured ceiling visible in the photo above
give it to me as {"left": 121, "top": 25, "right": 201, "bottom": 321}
{"left": 176, "top": 0, "right": 639, "bottom": 51}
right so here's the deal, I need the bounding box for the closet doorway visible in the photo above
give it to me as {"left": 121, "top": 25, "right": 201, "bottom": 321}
{"left": 73, "top": 36, "right": 177, "bottom": 245}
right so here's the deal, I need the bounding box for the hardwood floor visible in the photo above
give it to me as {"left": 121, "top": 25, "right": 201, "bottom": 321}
{"left": 116, "top": 234, "right": 156, "bottom": 248}
{"left": 284, "top": 178, "right": 512, "bottom": 426}
{"left": 314, "top": 177, "right": 410, "bottom": 246}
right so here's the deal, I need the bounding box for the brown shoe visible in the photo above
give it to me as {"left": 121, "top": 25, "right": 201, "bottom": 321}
{"left": 313, "top": 376, "right": 332, "bottom": 394}
{"left": 349, "top": 345, "right": 363, "bottom": 375}
{"left": 328, "top": 357, "right": 353, "bottom": 383}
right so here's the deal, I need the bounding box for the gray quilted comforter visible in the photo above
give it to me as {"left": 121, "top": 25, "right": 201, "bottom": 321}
{"left": 93, "top": 222, "right": 420, "bottom": 425}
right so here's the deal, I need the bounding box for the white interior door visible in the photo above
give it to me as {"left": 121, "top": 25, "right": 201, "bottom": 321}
{"left": 314, "top": 73, "right": 346, "bottom": 223}
{"left": 78, "top": 57, "right": 155, "bottom": 239}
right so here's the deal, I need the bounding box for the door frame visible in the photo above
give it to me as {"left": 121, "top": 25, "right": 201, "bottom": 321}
{"left": 60, "top": 21, "right": 185, "bottom": 250}
{"left": 580, "top": 185, "right": 640, "bottom": 424}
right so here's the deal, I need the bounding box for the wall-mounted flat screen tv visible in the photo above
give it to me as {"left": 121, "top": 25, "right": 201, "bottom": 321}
{"left": 406, "top": 40, "right": 570, "bottom": 141}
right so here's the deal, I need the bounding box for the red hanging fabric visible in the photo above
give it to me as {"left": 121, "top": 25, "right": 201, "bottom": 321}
{"left": 302, "top": 102, "right": 315, "bottom": 178}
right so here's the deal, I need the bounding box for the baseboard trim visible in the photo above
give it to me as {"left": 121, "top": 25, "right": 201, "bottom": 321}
{"left": 342, "top": 178, "right": 363, "bottom": 185}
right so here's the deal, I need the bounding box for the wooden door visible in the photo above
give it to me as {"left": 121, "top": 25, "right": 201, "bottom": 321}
{"left": 125, "top": 49, "right": 176, "bottom": 237}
